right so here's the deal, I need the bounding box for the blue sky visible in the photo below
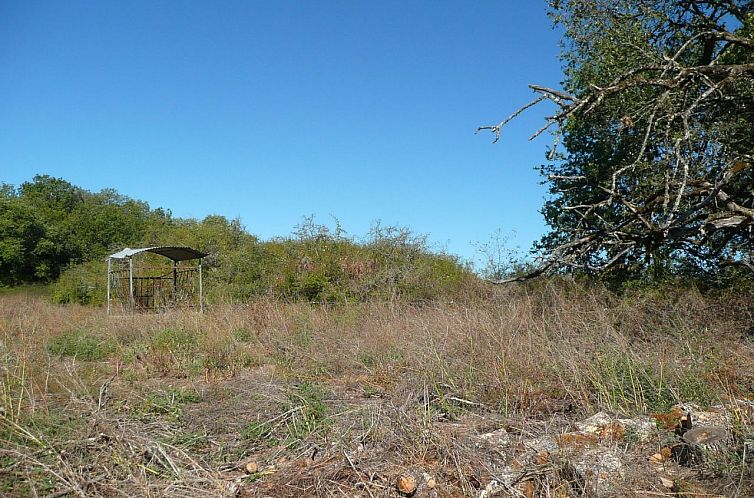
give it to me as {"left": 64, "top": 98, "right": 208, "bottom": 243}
{"left": 0, "top": 1, "right": 563, "bottom": 264}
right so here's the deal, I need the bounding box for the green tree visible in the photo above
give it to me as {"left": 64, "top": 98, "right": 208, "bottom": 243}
{"left": 481, "top": 0, "right": 754, "bottom": 282}
{"left": 68, "top": 188, "right": 150, "bottom": 259}
{"left": 0, "top": 197, "right": 61, "bottom": 284}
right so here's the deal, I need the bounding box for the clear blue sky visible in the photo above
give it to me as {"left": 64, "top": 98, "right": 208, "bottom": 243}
{"left": 0, "top": 1, "right": 563, "bottom": 265}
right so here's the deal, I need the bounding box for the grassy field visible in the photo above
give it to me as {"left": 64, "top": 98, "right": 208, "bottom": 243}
{"left": 1, "top": 282, "right": 753, "bottom": 497}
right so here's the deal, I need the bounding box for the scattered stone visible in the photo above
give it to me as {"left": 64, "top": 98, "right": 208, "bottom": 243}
{"left": 477, "top": 427, "right": 510, "bottom": 446}
{"left": 422, "top": 472, "right": 436, "bottom": 489}
{"left": 576, "top": 411, "right": 613, "bottom": 434}
{"left": 570, "top": 447, "right": 624, "bottom": 493}
{"left": 660, "top": 476, "right": 678, "bottom": 490}
{"left": 244, "top": 460, "right": 259, "bottom": 474}
{"left": 691, "top": 406, "right": 731, "bottom": 429}
{"left": 522, "top": 435, "right": 558, "bottom": 454}
{"left": 576, "top": 411, "right": 655, "bottom": 442}
{"left": 478, "top": 480, "right": 503, "bottom": 498}
{"left": 397, "top": 474, "right": 418, "bottom": 495}
{"left": 472, "top": 405, "right": 744, "bottom": 496}
{"left": 557, "top": 431, "right": 599, "bottom": 448}
{"left": 618, "top": 416, "right": 654, "bottom": 442}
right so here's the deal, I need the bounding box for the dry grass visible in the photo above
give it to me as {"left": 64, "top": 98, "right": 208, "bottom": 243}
{"left": 1, "top": 281, "right": 753, "bottom": 496}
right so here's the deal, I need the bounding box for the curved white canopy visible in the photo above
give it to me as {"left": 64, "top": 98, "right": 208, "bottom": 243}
{"left": 107, "top": 246, "right": 207, "bottom": 262}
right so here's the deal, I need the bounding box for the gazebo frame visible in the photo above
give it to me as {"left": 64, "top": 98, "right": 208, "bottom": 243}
{"left": 106, "top": 246, "right": 207, "bottom": 314}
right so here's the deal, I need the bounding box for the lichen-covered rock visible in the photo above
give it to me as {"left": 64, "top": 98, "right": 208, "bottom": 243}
{"left": 576, "top": 411, "right": 613, "bottom": 434}
{"left": 575, "top": 412, "right": 623, "bottom": 442}
{"left": 576, "top": 411, "right": 657, "bottom": 444}
{"left": 619, "top": 416, "right": 656, "bottom": 443}
{"left": 521, "top": 434, "right": 559, "bottom": 454}
{"left": 570, "top": 447, "right": 625, "bottom": 494}
{"left": 693, "top": 406, "right": 731, "bottom": 429}
{"left": 476, "top": 427, "right": 510, "bottom": 447}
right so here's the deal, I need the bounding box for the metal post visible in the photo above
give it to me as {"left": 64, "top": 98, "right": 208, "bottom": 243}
{"left": 129, "top": 257, "right": 134, "bottom": 312}
{"left": 107, "top": 258, "right": 111, "bottom": 315}
{"left": 173, "top": 260, "right": 177, "bottom": 303}
{"left": 198, "top": 259, "right": 203, "bottom": 313}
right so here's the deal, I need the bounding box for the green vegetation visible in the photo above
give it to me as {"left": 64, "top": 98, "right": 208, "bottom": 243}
{"left": 135, "top": 387, "right": 202, "bottom": 422}
{"left": 1, "top": 176, "right": 477, "bottom": 305}
{"left": 46, "top": 329, "right": 115, "bottom": 361}
{"left": 241, "top": 421, "right": 277, "bottom": 446}
{"left": 285, "top": 382, "right": 329, "bottom": 441}
{"left": 482, "top": 2, "right": 754, "bottom": 285}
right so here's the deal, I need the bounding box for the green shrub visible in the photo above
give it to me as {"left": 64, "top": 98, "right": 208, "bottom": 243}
{"left": 151, "top": 328, "right": 197, "bottom": 352}
{"left": 241, "top": 421, "right": 278, "bottom": 446}
{"left": 46, "top": 329, "right": 115, "bottom": 361}
{"left": 51, "top": 260, "right": 106, "bottom": 305}
{"left": 231, "top": 328, "right": 255, "bottom": 342}
{"left": 285, "top": 382, "right": 328, "bottom": 440}
{"left": 588, "top": 351, "right": 719, "bottom": 414}
{"left": 137, "top": 387, "right": 201, "bottom": 421}
{"left": 148, "top": 328, "right": 200, "bottom": 374}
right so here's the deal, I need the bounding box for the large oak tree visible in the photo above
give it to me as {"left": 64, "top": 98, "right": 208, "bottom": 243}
{"left": 482, "top": 0, "right": 754, "bottom": 282}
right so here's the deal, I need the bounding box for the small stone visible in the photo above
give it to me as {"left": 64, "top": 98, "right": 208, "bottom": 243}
{"left": 649, "top": 446, "right": 672, "bottom": 464}
{"left": 677, "top": 403, "right": 731, "bottom": 429}
{"left": 477, "top": 428, "right": 510, "bottom": 446}
{"left": 397, "top": 474, "right": 417, "bottom": 495}
{"left": 522, "top": 435, "right": 558, "bottom": 453}
{"left": 478, "top": 480, "right": 503, "bottom": 498}
{"left": 660, "top": 476, "right": 676, "bottom": 489}
{"left": 422, "top": 472, "right": 436, "bottom": 489}
{"left": 244, "top": 461, "right": 259, "bottom": 474}
{"left": 576, "top": 412, "right": 629, "bottom": 441}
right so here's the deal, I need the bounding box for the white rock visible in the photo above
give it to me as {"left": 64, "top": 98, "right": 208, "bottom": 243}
{"left": 694, "top": 405, "right": 730, "bottom": 428}
{"left": 476, "top": 428, "right": 510, "bottom": 446}
{"left": 571, "top": 447, "right": 625, "bottom": 493}
{"left": 576, "top": 411, "right": 613, "bottom": 434}
{"left": 619, "top": 416, "right": 656, "bottom": 443}
{"left": 478, "top": 479, "right": 503, "bottom": 498}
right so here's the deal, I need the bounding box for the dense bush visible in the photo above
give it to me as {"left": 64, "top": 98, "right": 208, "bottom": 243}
{"left": 8, "top": 176, "right": 477, "bottom": 305}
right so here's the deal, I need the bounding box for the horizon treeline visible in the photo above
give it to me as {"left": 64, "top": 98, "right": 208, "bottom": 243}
{"left": 1, "top": 175, "right": 478, "bottom": 304}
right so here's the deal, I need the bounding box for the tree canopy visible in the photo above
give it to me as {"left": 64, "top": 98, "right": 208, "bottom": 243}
{"left": 481, "top": 0, "right": 754, "bottom": 283}
{"left": 1, "top": 176, "right": 475, "bottom": 304}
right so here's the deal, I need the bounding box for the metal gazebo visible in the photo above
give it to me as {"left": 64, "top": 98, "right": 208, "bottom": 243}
{"left": 106, "top": 246, "right": 207, "bottom": 314}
